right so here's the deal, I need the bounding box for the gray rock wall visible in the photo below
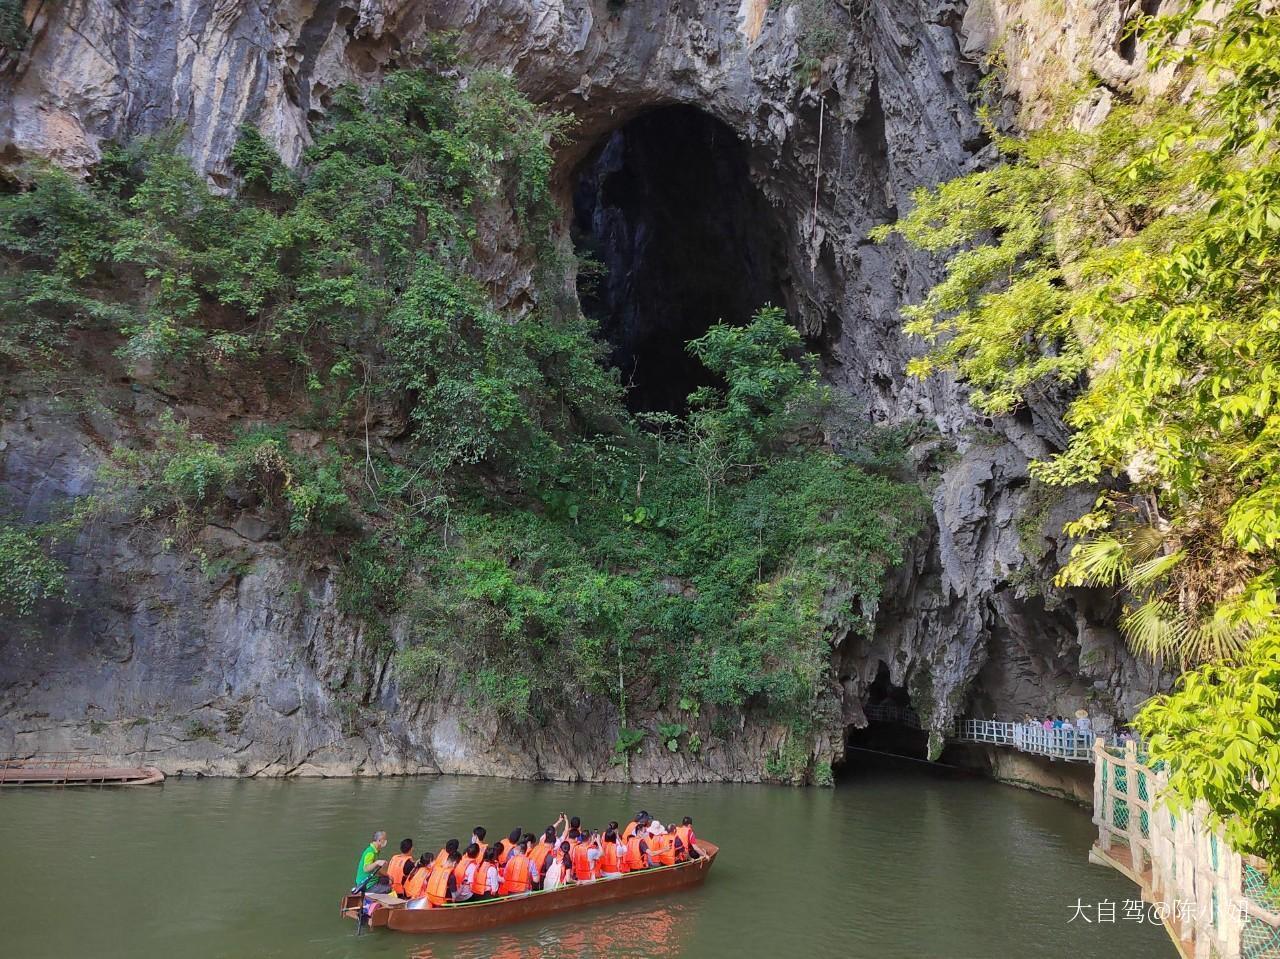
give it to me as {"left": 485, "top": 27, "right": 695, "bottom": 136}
{"left": 0, "top": 0, "right": 1168, "bottom": 778}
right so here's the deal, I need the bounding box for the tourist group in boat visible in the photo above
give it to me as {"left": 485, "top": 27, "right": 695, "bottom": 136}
{"left": 353, "top": 810, "right": 702, "bottom": 909}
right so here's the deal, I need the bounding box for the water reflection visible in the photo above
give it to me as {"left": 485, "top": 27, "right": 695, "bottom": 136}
{"left": 408, "top": 899, "right": 693, "bottom": 959}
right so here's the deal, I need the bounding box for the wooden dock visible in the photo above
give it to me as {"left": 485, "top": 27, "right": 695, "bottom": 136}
{"left": 0, "top": 756, "right": 164, "bottom": 787}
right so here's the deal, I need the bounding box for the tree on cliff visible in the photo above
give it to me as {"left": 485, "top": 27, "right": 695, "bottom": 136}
{"left": 878, "top": 0, "right": 1280, "bottom": 860}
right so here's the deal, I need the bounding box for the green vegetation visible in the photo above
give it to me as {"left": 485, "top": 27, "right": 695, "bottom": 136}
{"left": 0, "top": 523, "right": 67, "bottom": 617}
{"left": 0, "top": 0, "right": 28, "bottom": 56}
{"left": 879, "top": 0, "right": 1280, "bottom": 855}
{"left": 96, "top": 413, "right": 353, "bottom": 543}
{"left": 392, "top": 316, "right": 924, "bottom": 734}
{"left": 0, "top": 41, "right": 924, "bottom": 780}
{"left": 1136, "top": 635, "right": 1279, "bottom": 862}
{"left": 658, "top": 722, "right": 688, "bottom": 751}
{"left": 790, "top": 0, "right": 847, "bottom": 82}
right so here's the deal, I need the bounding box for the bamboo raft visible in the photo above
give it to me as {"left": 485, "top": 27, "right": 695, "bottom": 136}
{"left": 342, "top": 840, "right": 718, "bottom": 934}
{"left": 0, "top": 756, "right": 165, "bottom": 787}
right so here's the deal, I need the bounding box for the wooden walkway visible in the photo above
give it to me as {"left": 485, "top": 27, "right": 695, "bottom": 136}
{"left": 0, "top": 757, "right": 164, "bottom": 787}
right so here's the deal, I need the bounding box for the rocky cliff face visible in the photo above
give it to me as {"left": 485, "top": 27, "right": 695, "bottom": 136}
{"left": 0, "top": 0, "right": 1168, "bottom": 778}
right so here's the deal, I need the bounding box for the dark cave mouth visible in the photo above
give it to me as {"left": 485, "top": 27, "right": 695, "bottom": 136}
{"left": 571, "top": 105, "right": 790, "bottom": 415}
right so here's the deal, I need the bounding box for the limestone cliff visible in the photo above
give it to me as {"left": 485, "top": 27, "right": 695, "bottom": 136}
{"left": 0, "top": 0, "right": 1168, "bottom": 779}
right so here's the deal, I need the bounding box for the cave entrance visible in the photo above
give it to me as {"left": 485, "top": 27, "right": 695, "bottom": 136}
{"left": 571, "top": 105, "right": 789, "bottom": 414}
{"left": 839, "top": 663, "right": 978, "bottom": 778}
{"left": 840, "top": 662, "right": 934, "bottom": 774}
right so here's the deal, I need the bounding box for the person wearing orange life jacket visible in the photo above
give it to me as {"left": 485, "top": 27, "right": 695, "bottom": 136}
{"left": 587, "top": 830, "right": 604, "bottom": 877}
{"left": 645, "top": 821, "right": 676, "bottom": 867}
{"left": 497, "top": 827, "right": 522, "bottom": 867}
{"left": 431, "top": 838, "right": 459, "bottom": 871}
{"left": 421, "top": 851, "right": 461, "bottom": 908}
{"left": 470, "top": 846, "right": 501, "bottom": 900}
{"left": 615, "top": 829, "right": 632, "bottom": 875}
{"left": 624, "top": 830, "right": 650, "bottom": 871}
{"left": 501, "top": 839, "right": 541, "bottom": 895}
{"left": 622, "top": 810, "right": 650, "bottom": 842}
{"left": 569, "top": 831, "right": 600, "bottom": 882}
{"left": 599, "top": 821, "right": 621, "bottom": 862}
{"left": 644, "top": 825, "right": 665, "bottom": 867}
{"left": 599, "top": 828, "right": 625, "bottom": 878}
{"left": 664, "top": 823, "right": 684, "bottom": 865}
{"left": 530, "top": 826, "right": 558, "bottom": 887}
{"left": 542, "top": 841, "right": 572, "bottom": 891}
{"left": 453, "top": 843, "right": 480, "bottom": 903}
{"left": 386, "top": 838, "right": 415, "bottom": 896}
{"left": 675, "top": 816, "right": 700, "bottom": 860}
{"left": 470, "top": 826, "right": 489, "bottom": 860}
{"left": 402, "top": 854, "right": 434, "bottom": 901}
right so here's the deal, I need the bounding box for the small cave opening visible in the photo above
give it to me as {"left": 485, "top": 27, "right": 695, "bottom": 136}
{"left": 838, "top": 663, "right": 976, "bottom": 780}
{"left": 571, "top": 105, "right": 789, "bottom": 414}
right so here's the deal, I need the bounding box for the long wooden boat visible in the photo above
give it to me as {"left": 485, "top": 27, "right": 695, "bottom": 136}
{"left": 341, "top": 840, "right": 718, "bottom": 934}
{"left": 0, "top": 759, "right": 164, "bottom": 787}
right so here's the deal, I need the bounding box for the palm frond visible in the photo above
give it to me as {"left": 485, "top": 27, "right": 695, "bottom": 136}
{"left": 1065, "top": 536, "right": 1130, "bottom": 587}
{"left": 1128, "top": 524, "right": 1168, "bottom": 562}
{"left": 1122, "top": 599, "right": 1191, "bottom": 661}
{"left": 1128, "top": 549, "right": 1185, "bottom": 588}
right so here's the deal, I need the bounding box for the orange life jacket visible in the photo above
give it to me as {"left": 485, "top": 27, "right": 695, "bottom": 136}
{"left": 431, "top": 848, "right": 451, "bottom": 870}
{"left": 654, "top": 833, "right": 677, "bottom": 866}
{"left": 530, "top": 841, "right": 554, "bottom": 873}
{"left": 600, "top": 841, "right": 621, "bottom": 874}
{"left": 425, "top": 865, "right": 452, "bottom": 907}
{"left": 570, "top": 842, "right": 596, "bottom": 881}
{"left": 622, "top": 821, "right": 638, "bottom": 841}
{"left": 403, "top": 864, "right": 431, "bottom": 900}
{"left": 452, "top": 858, "right": 472, "bottom": 892}
{"left": 503, "top": 853, "right": 533, "bottom": 894}
{"left": 471, "top": 862, "right": 491, "bottom": 896}
{"left": 387, "top": 853, "right": 412, "bottom": 895}
{"left": 498, "top": 840, "right": 517, "bottom": 867}
{"left": 675, "top": 826, "right": 694, "bottom": 860}
{"left": 625, "top": 835, "right": 646, "bottom": 870}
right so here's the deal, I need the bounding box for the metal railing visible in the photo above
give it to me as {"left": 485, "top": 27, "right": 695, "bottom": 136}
{"left": 860, "top": 708, "right": 1100, "bottom": 763}
{"left": 954, "top": 719, "right": 1097, "bottom": 762}
{"left": 861, "top": 702, "right": 922, "bottom": 728}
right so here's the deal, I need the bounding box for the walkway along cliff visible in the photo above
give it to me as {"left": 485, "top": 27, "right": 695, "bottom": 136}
{"left": 0, "top": 0, "right": 1172, "bottom": 781}
{"left": 1090, "top": 740, "right": 1280, "bottom": 959}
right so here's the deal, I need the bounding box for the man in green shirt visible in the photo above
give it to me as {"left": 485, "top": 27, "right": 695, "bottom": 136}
{"left": 354, "top": 830, "right": 389, "bottom": 892}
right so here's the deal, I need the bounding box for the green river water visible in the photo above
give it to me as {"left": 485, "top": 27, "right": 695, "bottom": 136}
{"left": 0, "top": 764, "right": 1174, "bottom": 959}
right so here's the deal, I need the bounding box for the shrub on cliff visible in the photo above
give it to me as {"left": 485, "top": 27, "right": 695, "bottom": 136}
{"left": 0, "top": 524, "right": 66, "bottom": 618}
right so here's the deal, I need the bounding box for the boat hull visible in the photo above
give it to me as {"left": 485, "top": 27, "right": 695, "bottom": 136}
{"left": 0, "top": 761, "right": 164, "bottom": 787}
{"left": 367, "top": 841, "right": 718, "bottom": 934}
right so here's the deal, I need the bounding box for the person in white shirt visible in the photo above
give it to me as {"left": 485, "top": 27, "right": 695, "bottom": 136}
{"left": 472, "top": 846, "right": 501, "bottom": 899}
{"left": 455, "top": 842, "right": 481, "bottom": 902}
{"left": 542, "top": 841, "right": 572, "bottom": 891}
